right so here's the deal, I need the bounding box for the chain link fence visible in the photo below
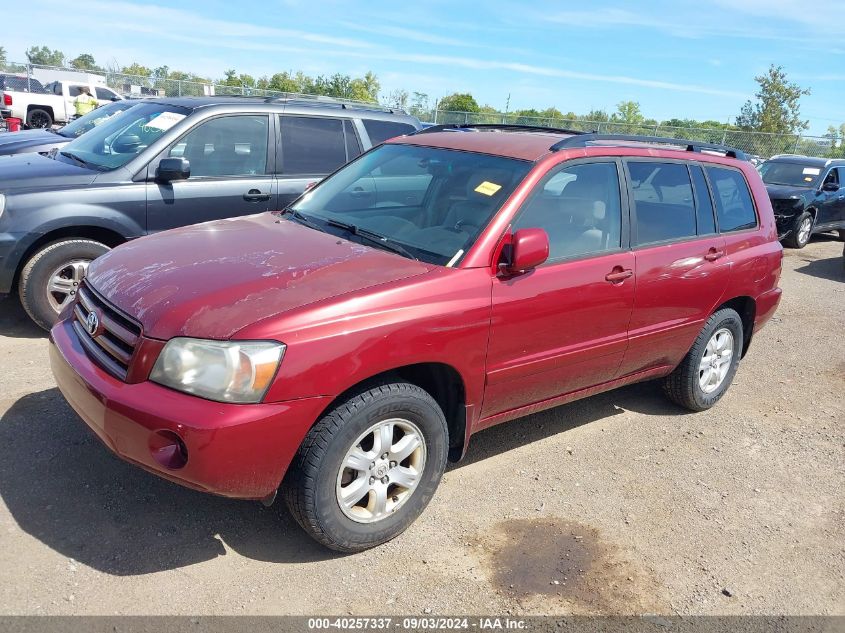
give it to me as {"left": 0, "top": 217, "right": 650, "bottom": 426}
{"left": 423, "top": 110, "right": 843, "bottom": 160}
{"left": 2, "top": 61, "right": 840, "bottom": 159}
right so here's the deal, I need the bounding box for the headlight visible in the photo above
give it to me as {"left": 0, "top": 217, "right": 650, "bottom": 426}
{"left": 150, "top": 338, "right": 285, "bottom": 403}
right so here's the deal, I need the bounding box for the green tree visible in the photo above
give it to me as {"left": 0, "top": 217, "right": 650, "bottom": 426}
{"left": 121, "top": 62, "right": 152, "bottom": 77}
{"left": 349, "top": 71, "right": 380, "bottom": 102}
{"left": 614, "top": 100, "right": 644, "bottom": 124}
{"left": 70, "top": 53, "right": 101, "bottom": 71}
{"left": 0, "top": 46, "right": 7, "bottom": 67}
{"left": 25, "top": 45, "right": 65, "bottom": 66}
{"left": 438, "top": 92, "right": 479, "bottom": 113}
{"left": 409, "top": 91, "right": 430, "bottom": 119}
{"left": 737, "top": 64, "right": 811, "bottom": 134}
{"left": 387, "top": 88, "right": 408, "bottom": 109}
{"left": 583, "top": 109, "right": 610, "bottom": 123}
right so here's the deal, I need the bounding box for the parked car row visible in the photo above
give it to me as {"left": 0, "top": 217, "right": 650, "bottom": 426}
{"left": 0, "top": 73, "right": 124, "bottom": 128}
{"left": 1, "top": 103, "right": 785, "bottom": 551}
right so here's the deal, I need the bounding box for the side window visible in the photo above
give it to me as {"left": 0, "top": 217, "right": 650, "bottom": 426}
{"left": 362, "top": 119, "right": 416, "bottom": 145}
{"left": 706, "top": 167, "right": 758, "bottom": 232}
{"left": 823, "top": 168, "right": 839, "bottom": 187}
{"left": 629, "top": 162, "right": 696, "bottom": 245}
{"left": 68, "top": 85, "right": 83, "bottom": 97}
{"left": 95, "top": 87, "right": 115, "bottom": 100}
{"left": 169, "top": 115, "right": 269, "bottom": 178}
{"left": 344, "top": 119, "right": 362, "bottom": 160}
{"left": 280, "top": 116, "right": 346, "bottom": 175}
{"left": 838, "top": 168, "right": 845, "bottom": 187}
{"left": 514, "top": 162, "right": 622, "bottom": 261}
{"left": 690, "top": 165, "right": 716, "bottom": 235}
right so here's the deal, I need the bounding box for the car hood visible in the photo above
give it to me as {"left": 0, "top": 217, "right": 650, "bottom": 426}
{"left": 85, "top": 213, "right": 435, "bottom": 340}
{"left": 765, "top": 183, "right": 813, "bottom": 200}
{"left": 0, "top": 129, "right": 68, "bottom": 155}
{"left": 0, "top": 151, "right": 97, "bottom": 189}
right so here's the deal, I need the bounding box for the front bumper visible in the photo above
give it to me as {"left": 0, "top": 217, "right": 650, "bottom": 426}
{"left": 49, "top": 318, "right": 332, "bottom": 499}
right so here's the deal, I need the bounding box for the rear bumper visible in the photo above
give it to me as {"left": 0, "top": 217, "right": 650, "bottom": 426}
{"left": 49, "top": 318, "right": 331, "bottom": 499}
{"left": 753, "top": 287, "right": 782, "bottom": 334}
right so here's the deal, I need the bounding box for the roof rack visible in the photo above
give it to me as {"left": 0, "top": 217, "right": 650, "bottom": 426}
{"left": 411, "top": 123, "right": 591, "bottom": 136}
{"left": 263, "top": 94, "right": 402, "bottom": 114}
{"left": 550, "top": 133, "right": 748, "bottom": 161}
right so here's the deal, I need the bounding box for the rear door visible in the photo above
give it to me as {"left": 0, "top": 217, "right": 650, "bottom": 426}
{"left": 146, "top": 113, "right": 275, "bottom": 232}
{"left": 617, "top": 161, "right": 731, "bottom": 376}
{"left": 276, "top": 115, "right": 362, "bottom": 209}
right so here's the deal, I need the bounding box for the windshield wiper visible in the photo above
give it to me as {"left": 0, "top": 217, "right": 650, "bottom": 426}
{"left": 281, "top": 208, "right": 325, "bottom": 232}
{"left": 59, "top": 150, "right": 94, "bottom": 169}
{"left": 324, "top": 219, "right": 418, "bottom": 261}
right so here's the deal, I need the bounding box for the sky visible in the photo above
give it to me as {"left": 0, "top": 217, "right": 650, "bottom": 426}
{"left": 5, "top": 0, "right": 843, "bottom": 135}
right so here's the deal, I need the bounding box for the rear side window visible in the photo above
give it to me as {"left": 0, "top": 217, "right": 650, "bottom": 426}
{"left": 706, "top": 167, "right": 758, "bottom": 232}
{"left": 95, "top": 87, "right": 116, "bottom": 100}
{"left": 690, "top": 165, "right": 716, "bottom": 235}
{"left": 280, "top": 116, "right": 347, "bottom": 175}
{"left": 362, "top": 119, "right": 416, "bottom": 145}
{"left": 629, "top": 162, "right": 696, "bottom": 245}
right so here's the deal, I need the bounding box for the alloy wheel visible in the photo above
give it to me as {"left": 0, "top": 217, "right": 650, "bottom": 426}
{"left": 797, "top": 216, "right": 812, "bottom": 246}
{"left": 336, "top": 418, "right": 427, "bottom": 523}
{"left": 46, "top": 259, "right": 90, "bottom": 314}
{"left": 698, "top": 327, "right": 734, "bottom": 394}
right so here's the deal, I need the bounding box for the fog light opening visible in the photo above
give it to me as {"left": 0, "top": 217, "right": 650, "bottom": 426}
{"left": 149, "top": 430, "right": 188, "bottom": 470}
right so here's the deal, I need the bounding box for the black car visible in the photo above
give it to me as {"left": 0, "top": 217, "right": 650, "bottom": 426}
{"left": 0, "top": 96, "right": 421, "bottom": 329}
{"left": 0, "top": 100, "right": 137, "bottom": 155}
{"left": 760, "top": 155, "right": 845, "bottom": 248}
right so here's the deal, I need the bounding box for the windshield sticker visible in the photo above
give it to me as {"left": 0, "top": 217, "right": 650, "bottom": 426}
{"left": 474, "top": 181, "right": 502, "bottom": 196}
{"left": 144, "top": 112, "right": 186, "bottom": 132}
{"left": 802, "top": 167, "right": 821, "bottom": 176}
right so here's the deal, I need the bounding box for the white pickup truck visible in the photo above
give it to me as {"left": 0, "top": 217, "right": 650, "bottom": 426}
{"left": 0, "top": 74, "right": 123, "bottom": 128}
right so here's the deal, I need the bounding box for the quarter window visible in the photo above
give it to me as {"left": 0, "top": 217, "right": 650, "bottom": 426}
{"left": 629, "top": 162, "right": 696, "bottom": 245}
{"left": 280, "top": 116, "right": 347, "bottom": 175}
{"left": 706, "top": 167, "right": 758, "bottom": 232}
{"left": 514, "top": 162, "right": 622, "bottom": 261}
{"left": 362, "top": 119, "right": 417, "bottom": 145}
{"left": 95, "top": 87, "right": 116, "bottom": 101}
{"left": 168, "top": 115, "right": 269, "bottom": 178}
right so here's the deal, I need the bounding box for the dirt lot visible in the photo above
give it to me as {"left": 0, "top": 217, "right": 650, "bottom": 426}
{"left": 0, "top": 238, "right": 842, "bottom": 616}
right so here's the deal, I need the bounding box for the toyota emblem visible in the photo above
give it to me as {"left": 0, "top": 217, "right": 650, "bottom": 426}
{"left": 85, "top": 310, "right": 100, "bottom": 336}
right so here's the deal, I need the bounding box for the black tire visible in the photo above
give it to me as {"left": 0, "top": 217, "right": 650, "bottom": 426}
{"left": 283, "top": 382, "right": 449, "bottom": 552}
{"left": 26, "top": 108, "right": 53, "bottom": 129}
{"left": 18, "top": 239, "right": 110, "bottom": 331}
{"left": 782, "top": 211, "right": 813, "bottom": 249}
{"left": 838, "top": 229, "right": 845, "bottom": 242}
{"left": 662, "top": 308, "right": 744, "bottom": 412}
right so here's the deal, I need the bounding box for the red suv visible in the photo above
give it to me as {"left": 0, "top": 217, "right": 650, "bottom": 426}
{"left": 49, "top": 126, "right": 783, "bottom": 552}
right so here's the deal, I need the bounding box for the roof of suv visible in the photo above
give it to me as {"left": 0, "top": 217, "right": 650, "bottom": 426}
{"left": 766, "top": 155, "right": 845, "bottom": 167}
{"left": 392, "top": 126, "right": 749, "bottom": 163}
{"left": 145, "top": 96, "right": 418, "bottom": 123}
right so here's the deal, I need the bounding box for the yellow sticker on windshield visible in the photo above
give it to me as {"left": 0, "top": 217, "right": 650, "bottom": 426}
{"left": 474, "top": 181, "right": 502, "bottom": 196}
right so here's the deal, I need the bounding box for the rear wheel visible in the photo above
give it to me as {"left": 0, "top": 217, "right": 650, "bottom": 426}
{"left": 26, "top": 108, "right": 53, "bottom": 129}
{"left": 662, "top": 308, "right": 743, "bottom": 412}
{"left": 783, "top": 211, "right": 813, "bottom": 249}
{"left": 283, "top": 382, "right": 448, "bottom": 552}
{"left": 18, "top": 239, "right": 110, "bottom": 330}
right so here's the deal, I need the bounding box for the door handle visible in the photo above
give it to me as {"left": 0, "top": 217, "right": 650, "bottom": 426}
{"left": 243, "top": 189, "right": 271, "bottom": 202}
{"left": 605, "top": 268, "right": 633, "bottom": 283}
{"left": 704, "top": 248, "right": 725, "bottom": 262}
{"left": 350, "top": 187, "right": 369, "bottom": 198}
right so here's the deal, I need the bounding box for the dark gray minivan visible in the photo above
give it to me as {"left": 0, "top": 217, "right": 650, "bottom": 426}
{"left": 0, "top": 96, "right": 421, "bottom": 328}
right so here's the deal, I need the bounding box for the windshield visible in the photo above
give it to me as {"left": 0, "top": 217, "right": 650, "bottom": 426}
{"left": 291, "top": 144, "right": 532, "bottom": 266}
{"left": 59, "top": 100, "right": 138, "bottom": 139}
{"left": 760, "top": 161, "right": 821, "bottom": 188}
{"left": 57, "top": 102, "right": 190, "bottom": 171}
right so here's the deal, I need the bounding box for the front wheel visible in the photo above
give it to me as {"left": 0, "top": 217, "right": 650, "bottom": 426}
{"left": 18, "top": 239, "right": 110, "bottom": 330}
{"left": 283, "top": 382, "right": 448, "bottom": 552}
{"left": 783, "top": 211, "right": 813, "bottom": 249}
{"left": 662, "top": 308, "right": 743, "bottom": 412}
{"left": 25, "top": 108, "right": 53, "bottom": 129}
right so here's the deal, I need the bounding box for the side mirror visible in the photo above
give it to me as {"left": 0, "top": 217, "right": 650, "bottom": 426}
{"left": 156, "top": 157, "right": 191, "bottom": 182}
{"left": 500, "top": 228, "right": 549, "bottom": 274}
{"left": 111, "top": 134, "right": 141, "bottom": 154}
{"left": 822, "top": 181, "right": 839, "bottom": 192}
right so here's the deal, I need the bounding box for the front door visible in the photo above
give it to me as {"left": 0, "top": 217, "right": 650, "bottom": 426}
{"left": 483, "top": 160, "right": 635, "bottom": 419}
{"left": 146, "top": 114, "right": 275, "bottom": 233}
{"left": 816, "top": 167, "right": 845, "bottom": 229}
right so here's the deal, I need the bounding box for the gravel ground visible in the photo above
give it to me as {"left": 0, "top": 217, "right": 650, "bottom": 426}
{"left": 0, "top": 237, "right": 842, "bottom": 616}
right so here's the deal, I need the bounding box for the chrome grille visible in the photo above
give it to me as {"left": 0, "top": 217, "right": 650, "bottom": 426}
{"left": 73, "top": 283, "right": 141, "bottom": 381}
